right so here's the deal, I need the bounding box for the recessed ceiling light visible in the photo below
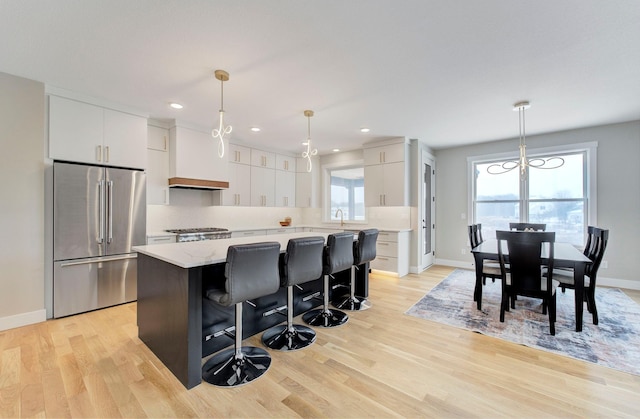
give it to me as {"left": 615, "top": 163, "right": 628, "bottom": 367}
{"left": 360, "top": 127, "right": 370, "bottom": 133}
{"left": 333, "top": 148, "right": 340, "bottom": 152}
{"left": 250, "top": 127, "right": 261, "bottom": 132}
{"left": 169, "top": 102, "right": 183, "bottom": 109}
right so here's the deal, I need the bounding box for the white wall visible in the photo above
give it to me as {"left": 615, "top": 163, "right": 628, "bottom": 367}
{"left": 0, "top": 72, "right": 46, "bottom": 330}
{"left": 434, "top": 120, "right": 640, "bottom": 287}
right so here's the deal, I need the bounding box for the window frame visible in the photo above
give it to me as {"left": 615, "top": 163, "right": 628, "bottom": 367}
{"left": 322, "top": 160, "right": 366, "bottom": 224}
{"left": 467, "top": 141, "right": 597, "bottom": 245}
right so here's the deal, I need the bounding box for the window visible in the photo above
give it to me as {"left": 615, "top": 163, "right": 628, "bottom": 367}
{"left": 327, "top": 166, "right": 365, "bottom": 222}
{"left": 470, "top": 143, "right": 596, "bottom": 246}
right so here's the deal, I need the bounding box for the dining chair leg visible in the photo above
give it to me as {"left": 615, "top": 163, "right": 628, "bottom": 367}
{"left": 587, "top": 287, "right": 599, "bottom": 325}
{"left": 549, "top": 295, "right": 556, "bottom": 336}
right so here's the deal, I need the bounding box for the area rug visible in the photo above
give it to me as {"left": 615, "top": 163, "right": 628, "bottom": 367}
{"left": 405, "top": 269, "right": 640, "bottom": 376}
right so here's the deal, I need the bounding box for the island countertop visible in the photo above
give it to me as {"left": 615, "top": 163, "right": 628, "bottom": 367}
{"left": 133, "top": 231, "right": 333, "bottom": 269}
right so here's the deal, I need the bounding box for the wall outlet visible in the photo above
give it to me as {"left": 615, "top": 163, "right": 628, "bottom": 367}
{"left": 601, "top": 260, "right": 608, "bottom": 269}
{"left": 461, "top": 248, "right": 466, "bottom": 255}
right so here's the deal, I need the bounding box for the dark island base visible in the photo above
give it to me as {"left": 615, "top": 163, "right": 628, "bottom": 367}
{"left": 137, "top": 253, "right": 369, "bottom": 389}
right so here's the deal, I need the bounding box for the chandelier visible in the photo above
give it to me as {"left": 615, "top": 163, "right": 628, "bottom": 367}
{"left": 211, "top": 69, "right": 232, "bottom": 158}
{"left": 301, "top": 110, "right": 318, "bottom": 172}
{"left": 487, "top": 101, "right": 564, "bottom": 176}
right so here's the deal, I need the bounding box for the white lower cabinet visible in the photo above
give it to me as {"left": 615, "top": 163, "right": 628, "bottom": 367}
{"left": 231, "top": 229, "right": 268, "bottom": 238}
{"left": 371, "top": 230, "right": 410, "bottom": 277}
{"left": 146, "top": 235, "right": 176, "bottom": 244}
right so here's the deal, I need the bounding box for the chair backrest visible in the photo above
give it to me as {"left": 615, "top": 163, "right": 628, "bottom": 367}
{"left": 468, "top": 224, "right": 483, "bottom": 248}
{"left": 323, "top": 232, "right": 355, "bottom": 275}
{"left": 496, "top": 230, "right": 555, "bottom": 294}
{"left": 354, "top": 229, "right": 379, "bottom": 265}
{"left": 584, "top": 226, "right": 609, "bottom": 278}
{"left": 281, "top": 237, "right": 324, "bottom": 287}
{"left": 223, "top": 242, "right": 281, "bottom": 305}
{"left": 509, "top": 222, "right": 547, "bottom": 231}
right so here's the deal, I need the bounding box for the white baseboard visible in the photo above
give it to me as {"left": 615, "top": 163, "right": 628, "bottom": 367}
{"left": 435, "top": 260, "right": 640, "bottom": 291}
{"left": 598, "top": 277, "right": 640, "bottom": 291}
{"left": 435, "top": 258, "right": 474, "bottom": 270}
{"left": 0, "top": 309, "right": 46, "bottom": 332}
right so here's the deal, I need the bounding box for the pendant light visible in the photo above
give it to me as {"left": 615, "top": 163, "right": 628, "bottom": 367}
{"left": 302, "top": 110, "right": 318, "bottom": 172}
{"left": 211, "top": 69, "right": 232, "bottom": 158}
{"left": 487, "top": 101, "right": 564, "bottom": 176}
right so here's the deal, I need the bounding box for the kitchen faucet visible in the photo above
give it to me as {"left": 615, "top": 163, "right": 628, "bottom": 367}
{"left": 335, "top": 208, "right": 344, "bottom": 227}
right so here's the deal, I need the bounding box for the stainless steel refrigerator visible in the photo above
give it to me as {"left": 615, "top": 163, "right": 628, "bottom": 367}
{"left": 53, "top": 161, "right": 146, "bottom": 318}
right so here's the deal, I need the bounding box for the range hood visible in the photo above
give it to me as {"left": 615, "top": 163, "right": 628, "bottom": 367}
{"left": 168, "top": 125, "right": 229, "bottom": 190}
{"left": 168, "top": 177, "right": 229, "bottom": 190}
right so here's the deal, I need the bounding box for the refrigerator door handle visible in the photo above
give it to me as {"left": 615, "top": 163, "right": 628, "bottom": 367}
{"left": 98, "top": 180, "right": 105, "bottom": 244}
{"left": 59, "top": 254, "right": 137, "bottom": 267}
{"left": 107, "top": 180, "right": 114, "bottom": 243}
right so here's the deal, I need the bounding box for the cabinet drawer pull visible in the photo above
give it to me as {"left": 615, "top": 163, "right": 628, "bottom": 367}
{"left": 105, "top": 146, "right": 110, "bottom": 162}
{"left": 96, "top": 145, "right": 102, "bottom": 162}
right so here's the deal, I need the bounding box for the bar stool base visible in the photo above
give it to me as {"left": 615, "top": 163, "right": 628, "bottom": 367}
{"left": 202, "top": 346, "right": 271, "bottom": 387}
{"left": 334, "top": 296, "right": 372, "bottom": 311}
{"left": 262, "top": 324, "right": 316, "bottom": 350}
{"left": 302, "top": 308, "right": 348, "bottom": 327}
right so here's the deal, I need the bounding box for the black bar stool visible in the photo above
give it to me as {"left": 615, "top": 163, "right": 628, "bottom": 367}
{"left": 334, "top": 229, "right": 378, "bottom": 311}
{"left": 201, "top": 242, "right": 281, "bottom": 387}
{"left": 262, "top": 237, "right": 324, "bottom": 351}
{"left": 302, "top": 232, "right": 352, "bottom": 328}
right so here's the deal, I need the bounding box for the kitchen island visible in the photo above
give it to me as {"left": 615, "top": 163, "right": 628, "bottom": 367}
{"left": 133, "top": 232, "right": 369, "bottom": 389}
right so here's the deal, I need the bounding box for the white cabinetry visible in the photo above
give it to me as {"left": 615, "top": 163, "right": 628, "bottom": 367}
{"left": 168, "top": 125, "right": 229, "bottom": 187}
{"left": 250, "top": 149, "right": 275, "bottom": 207}
{"left": 221, "top": 143, "right": 251, "bottom": 206}
{"left": 296, "top": 156, "right": 318, "bottom": 208}
{"left": 147, "top": 124, "right": 170, "bottom": 205}
{"left": 275, "top": 154, "right": 296, "bottom": 207}
{"left": 363, "top": 139, "right": 408, "bottom": 207}
{"left": 146, "top": 235, "right": 176, "bottom": 244}
{"left": 231, "top": 229, "right": 268, "bottom": 238}
{"left": 49, "top": 95, "right": 147, "bottom": 169}
{"left": 370, "top": 230, "right": 410, "bottom": 277}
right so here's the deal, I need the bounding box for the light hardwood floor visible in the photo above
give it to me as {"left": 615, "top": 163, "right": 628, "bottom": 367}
{"left": 2, "top": 265, "right": 640, "bottom": 418}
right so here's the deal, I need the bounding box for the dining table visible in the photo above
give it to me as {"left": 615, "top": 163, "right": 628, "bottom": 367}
{"left": 471, "top": 238, "right": 592, "bottom": 332}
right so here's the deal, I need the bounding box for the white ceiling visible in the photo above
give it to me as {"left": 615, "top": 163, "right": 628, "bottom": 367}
{"left": 1, "top": 0, "right": 639, "bottom": 155}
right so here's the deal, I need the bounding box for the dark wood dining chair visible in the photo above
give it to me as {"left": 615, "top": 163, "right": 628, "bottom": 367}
{"left": 547, "top": 226, "right": 609, "bottom": 325}
{"left": 497, "top": 230, "right": 559, "bottom": 335}
{"left": 509, "top": 222, "right": 547, "bottom": 231}
{"left": 468, "top": 224, "right": 501, "bottom": 302}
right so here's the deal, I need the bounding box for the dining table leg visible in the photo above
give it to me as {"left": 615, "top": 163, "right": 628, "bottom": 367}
{"left": 573, "top": 263, "right": 586, "bottom": 332}
{"left": 473, "top": 253, "right": 483, "bottom": 310}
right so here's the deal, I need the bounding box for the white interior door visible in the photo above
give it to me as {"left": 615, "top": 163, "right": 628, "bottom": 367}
{"left": 421, "top": 150, "right": 435, "bottom": 269}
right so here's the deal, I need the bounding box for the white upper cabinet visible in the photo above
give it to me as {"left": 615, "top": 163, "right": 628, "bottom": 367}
{"left": 147, "top": 124, "right": 170, "bottom": 205}
{"left": 363, "top": 138, "right": 409, "bottom": 207}
{"left": 228, "top": 143, "right": 251, "bottom": 165}
{"left": 275, "top": 154, "right": 296, "bottom": 172}
{"left": 49, "top": 95, "right": 147, "bottom": 169}
{"left": 221, "top": 162, "right": 251, "bottom": 206}
{"left": 275, "top": 170, "right": 295, "bottom": 207}
{"left": 250, "top": 149, "right": 276, "bottom": 169}
{"left": 169, "top": 125, "right": 228, "bottom": 184}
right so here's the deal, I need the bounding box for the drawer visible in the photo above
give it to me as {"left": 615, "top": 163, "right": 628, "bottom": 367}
{"left": 147, "top": 235, "right": 176, "bottom": 244}
{"left": 267, "top": 228, "right": 291, "bottom": 235}
{"left": 376, "top": 240, "right": 398, "bottom": 257}
{"left": 377, "top": 231, "right": 398, "bottom": 242}
{"left": 231, "top": 230, "right": 268, "bottom": 238}
{"left": 371, "top": 256, "right": 398, "bottom": 273}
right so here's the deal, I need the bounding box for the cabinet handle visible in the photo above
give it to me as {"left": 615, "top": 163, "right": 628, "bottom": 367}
{"left": 96, "top": 145, "right": 102, "bottom": 162}
{"left": 164, "top": 136, "right": 167, "bottom": 151}
{"left": 378, "top": 242, "right": 389, "bottom": 246}
{"left": 105, "top": 146, "right": 110, "bottom": 162}
{"left": 383, "top": 194, "right": 386, "bottom": 206}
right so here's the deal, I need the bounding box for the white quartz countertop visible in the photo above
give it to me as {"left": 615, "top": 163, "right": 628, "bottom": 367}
{"left": 134, "top": 232, "right": 334, "bottom": 269}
